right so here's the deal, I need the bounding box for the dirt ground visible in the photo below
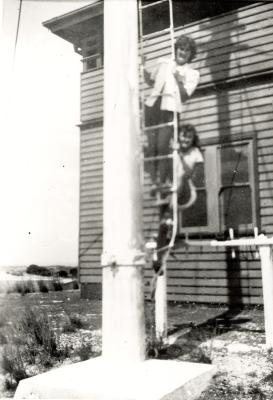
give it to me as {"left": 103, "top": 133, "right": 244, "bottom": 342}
{"left": 0, "top": 290, "right": 272, "bottom": 399}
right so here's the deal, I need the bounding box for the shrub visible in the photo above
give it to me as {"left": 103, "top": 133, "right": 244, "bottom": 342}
{"left": 26, "top": 265, "right": 51, "bottom": 277}
{"left": 53, "top": 281, "right": 63, "bottom": 291}
{"left": 62, "top": 314, "right": 88, "bottom": 333}
{"left": 73, "top": 281, "right": 79, "bottom": 290}
{"left": 13, "top": 281, "right": 35, "bottom": 296}
{"left": 17, "top": 306, "right": 63, "bottom": 360}
{"left": 37, "top": 281, "right": 49, "bottom": 293}
{"left": 57, "top": 270, "right": 68, "bottom": 278}
{"left": 1, "top": 302, "right": 72, "bottom": 391}
{"left": 75, "top": 342, "right": 95, "bottom": 361}
{"left": 70, "top": 267, "right": 78, "bottom": 278}
{"left": 62, "top": 322, "right": 76, "bottom": 333}
{"left": 2, "top": 344, "right": 29, "bottom": 387}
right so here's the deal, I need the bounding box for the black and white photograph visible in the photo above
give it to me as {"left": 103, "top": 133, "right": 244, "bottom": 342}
{"left": 1, "top": 1, "right": 273, "bottom": 399}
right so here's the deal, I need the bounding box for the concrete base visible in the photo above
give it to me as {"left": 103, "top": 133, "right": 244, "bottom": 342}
{"left": 14, "top": 357, "right": 216, "bottom": 400}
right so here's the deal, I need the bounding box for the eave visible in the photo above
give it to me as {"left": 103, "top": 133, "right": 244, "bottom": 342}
{"left": 43, "top": 0, "right": 103, "bottom": 47}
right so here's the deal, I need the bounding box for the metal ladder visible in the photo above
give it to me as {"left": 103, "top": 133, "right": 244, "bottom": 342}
{"left": 138, "top": 0, "right": 178, "bottom": 250}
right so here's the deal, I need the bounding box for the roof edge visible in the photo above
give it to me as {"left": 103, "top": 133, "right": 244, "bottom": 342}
{"left": 43, "top": 0, "right": 102, "bottom": 31}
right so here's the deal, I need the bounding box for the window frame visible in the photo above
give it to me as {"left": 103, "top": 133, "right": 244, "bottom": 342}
{"left": 81, "top": 35, "right": 103, "bottom": 72}
{"left": 179, "top": 133, "right": 259, "bottom": 236}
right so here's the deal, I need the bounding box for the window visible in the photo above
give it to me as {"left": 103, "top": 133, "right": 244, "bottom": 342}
{"left": 141, "top": 0, "right": 254, "bottom": 36}
{"left": 81, "top": 34, "right": 103, "bottom": 72}
{"left": 180, "top": 139, "right": 257, "bottom": 235}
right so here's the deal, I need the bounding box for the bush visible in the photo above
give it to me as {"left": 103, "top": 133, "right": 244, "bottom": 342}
{"left": 16, "top": 306, "right": 64, "bottom": 361}
{"left": 75, "top": 342, "right": 95, "bottom": 361}
{"left": 2, "top": 344, "right": 29, "bottom": 387}
{"left": 57, "top": 270, "right": 68, "bottom": 278}
{"left": 13, "top": 281, "right": 35, "bottom": 296}
{"left": 26, "top": 265, "right": 51, "bottom": 277}
{"left": 37, "top": 281, "right": 49, "bottom": 293}
{"left": 73, "top": 281, "right": 79, "bottom": 290}
{"left": 0, "top": 302, "right": 73, "bottom": 391}
{"left": 70, "top": 268, "right": 78, "bottom": 278}
{"left": 53, "top": 281, "right": 63, "bottom": 291}
{"left": 62, "top": 314, "right": 88, "bottom": 333}
{"left": 62, "top": 322, "right": 76, "bottom": 333}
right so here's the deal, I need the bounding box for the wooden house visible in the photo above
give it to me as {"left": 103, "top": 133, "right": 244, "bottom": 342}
{"left": 44, "top": 1, "right": 273, "bottom": 305}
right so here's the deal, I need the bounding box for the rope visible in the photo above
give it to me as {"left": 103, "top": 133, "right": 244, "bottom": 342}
{"left": 139, "top": 0, "right": 184, "bottom": 298}
{"left": 167, "top": 0, "right": 178, "bottom": 250}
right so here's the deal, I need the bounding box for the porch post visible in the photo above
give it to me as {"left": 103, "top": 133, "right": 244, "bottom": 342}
{"left": 259, "top": 235, "right": 273, "bottom": 349}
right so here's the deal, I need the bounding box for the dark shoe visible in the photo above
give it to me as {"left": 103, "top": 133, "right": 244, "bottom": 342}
{"left": 152, "top": 260, "right": 161, "bottom": 273}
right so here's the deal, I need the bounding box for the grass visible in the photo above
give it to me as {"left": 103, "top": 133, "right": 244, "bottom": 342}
{"left": 2, "top": 345, "right": 29, "bottom": 390}
{"left": 0, "top": 291, "right": 102, "bottom": 396}
{"left": 62, "top": 313, "right": 89, "bottom": 333}
{"left": 0, "top": 292, "right": 272, "bottom": 399}
{"left": 0, "top": 303, "right": 73, "bottom": 388}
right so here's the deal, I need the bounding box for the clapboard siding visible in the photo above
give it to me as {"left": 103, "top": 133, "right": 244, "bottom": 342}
{"left": 79, "top": 126, "right": 103, "bottom": 284}
{"left": 78, "top": 2, "right": 273, "bottom": 304}
{"left": 142, "top": 4, "right": 273, "bottom": 84}
{"left": 80, "top": 70, "right": 103, "bottom": 121}
{"left": 80, "top": 4, "right": 273, "bottom": 122}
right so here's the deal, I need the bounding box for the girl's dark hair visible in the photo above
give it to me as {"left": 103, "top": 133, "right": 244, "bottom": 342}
{"left": 175, "top": 35, "right": 197, "bottom": 62}
{"left": 179, "top": 124, "right": 200, "bottom": 148}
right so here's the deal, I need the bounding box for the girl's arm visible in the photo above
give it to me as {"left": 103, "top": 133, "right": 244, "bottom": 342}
{"left": 174, "top": 69, "right": 200, "bottom": 102}
{"left": 173, "top": 71, "right": 190, "bottom": 102}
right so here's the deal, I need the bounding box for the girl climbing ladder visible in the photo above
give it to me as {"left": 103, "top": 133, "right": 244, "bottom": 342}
{"left": 139, "top": 0, "right": 202, "bottom": 286}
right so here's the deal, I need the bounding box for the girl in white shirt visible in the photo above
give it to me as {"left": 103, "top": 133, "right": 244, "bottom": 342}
{"left": 144, "top": 35, "right": 200, "bottom": 187}
{"left": 176, "top": 124, "right": 203, "bottom": 208}
{"left": 153, "top": 124, "right": 203, "bottom": 274}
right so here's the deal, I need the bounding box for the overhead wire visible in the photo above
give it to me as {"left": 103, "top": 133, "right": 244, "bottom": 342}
{"left": 13, "top": 0, "right": 23, "bottom": 65}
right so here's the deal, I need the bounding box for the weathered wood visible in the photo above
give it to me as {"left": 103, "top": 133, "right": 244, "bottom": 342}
{"left": 77, "top": 1, "right": 273, "bottom": 305}
{"left": 167, "top": 277, "right": 262, "bottom": 288}
{"left": 166, "top": 269, "right": 261, "bottom": 279}
{"left": 166, "top": 286, "right": 262, "bottom": 297}
{"left": 81, "top": 275, "right": 102, "bottom": 283}
{"left": 165, "top": 293, "right": 262, "bottom": 305}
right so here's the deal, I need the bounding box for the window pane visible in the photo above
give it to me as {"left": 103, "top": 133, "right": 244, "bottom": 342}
{"left": 173, "top": 1, "right": 253, "bottom": 28}
{"left": 222, "top": 186, "right": 252, "bottom": 227}
{"left": 181, "top": 190, "right": 207, "bottom": 227}
{"left": 220, "top": 144, "right": 249, "bottom": 185}
{"left": 141, "top": 2, "right": 170, "bottom": 35}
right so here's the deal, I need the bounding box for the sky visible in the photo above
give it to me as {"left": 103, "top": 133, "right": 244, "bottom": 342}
{"left": 1, "top": 0, "right": 91, "bottom": 267}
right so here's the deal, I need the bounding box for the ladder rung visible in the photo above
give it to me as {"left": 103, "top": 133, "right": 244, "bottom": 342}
{"left": 139, "top": 0, "right": 169, "bottom": 10}
{"left": 155, "top": 183, "right": 173, "bottom": 190}
{"left": 155, "top": 197, "right": 171, "bottom": 206}
{"left": 143, "top": 154, "right": 173, "bottom": 162}
{"left": 141, "top": 93, "right": 175, "bottom": 100}
{"left": 143, "top": 121, "right": 175, "bottom": 131}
